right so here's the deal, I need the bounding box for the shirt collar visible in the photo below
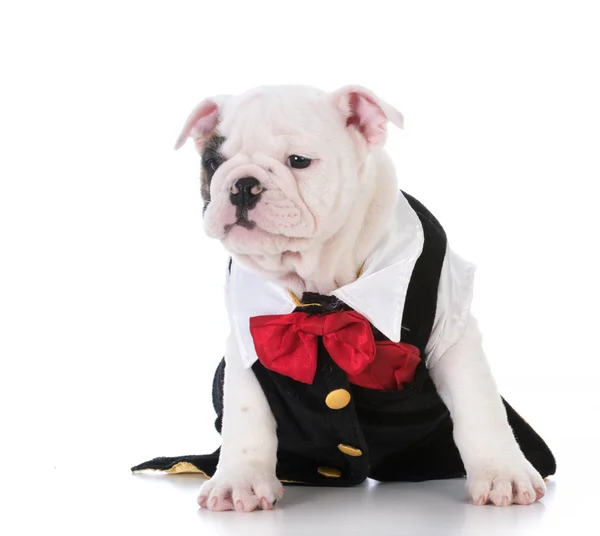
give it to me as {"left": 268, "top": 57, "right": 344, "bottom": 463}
{"left": 227, "top": 192, "right": 424, "bottom": 367}
{"left": 331, "top": 191, "right": 423, "bottom": 342}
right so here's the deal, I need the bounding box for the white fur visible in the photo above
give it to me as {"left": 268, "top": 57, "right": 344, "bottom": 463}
{"left": 197, "top": 334, "right": 283, "bottom": 511}
{"left": 429, "top": 315, "right": 546, "bottom": 506}
{"left": 177, "top": 85, "right": 545, "bottom": 511}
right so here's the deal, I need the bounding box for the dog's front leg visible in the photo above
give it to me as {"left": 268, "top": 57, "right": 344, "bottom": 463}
{"left": 198, "top": 333, "right": 283, "bottom": 512}
{"left": 429, "top": 314, "right": 546, "bottom": 506}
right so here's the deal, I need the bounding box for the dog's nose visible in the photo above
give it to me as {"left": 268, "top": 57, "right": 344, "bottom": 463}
{"left": 230, "top": 177, "right": 262, "bottom": 208}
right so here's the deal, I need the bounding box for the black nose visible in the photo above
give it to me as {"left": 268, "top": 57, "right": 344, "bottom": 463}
{"left": 230, "top": 177, "right": 262, "bottom": 208}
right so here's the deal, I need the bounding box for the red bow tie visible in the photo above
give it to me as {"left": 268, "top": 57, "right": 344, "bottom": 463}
{"left": 249, "top": 310, "right": 421, "bottom": 390}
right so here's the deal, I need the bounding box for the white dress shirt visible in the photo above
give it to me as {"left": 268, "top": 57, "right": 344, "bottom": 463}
{"left": 225, "top": 192, "right": 476, "bottom": 370}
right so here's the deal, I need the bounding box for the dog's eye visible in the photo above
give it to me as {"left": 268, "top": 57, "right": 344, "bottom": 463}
{"left": 288, "top": 155, "right": 312, "bottom": 169}
{"left": 204, "top": 158, "right": 220, "bottom": 172}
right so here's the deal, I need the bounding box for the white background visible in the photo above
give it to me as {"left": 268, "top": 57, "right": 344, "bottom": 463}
{"left": 1, "top": 1, "right": 599, "bottom": 534}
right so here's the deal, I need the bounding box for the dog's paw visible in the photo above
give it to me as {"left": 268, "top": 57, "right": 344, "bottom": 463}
{"left": 197, "top": 465, "right": 284, "bottom": 512}
{"left": 467, "top": 455, "right": 546, "bottom": 506}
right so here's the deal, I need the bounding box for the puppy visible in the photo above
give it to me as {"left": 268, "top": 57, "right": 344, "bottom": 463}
{"left": 134, "top": 85, "right": 555, "bottom": 511}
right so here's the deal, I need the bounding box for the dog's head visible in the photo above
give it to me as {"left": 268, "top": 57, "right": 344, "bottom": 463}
{"left": 175, "top": 85, "right": 403, "bottom": 258}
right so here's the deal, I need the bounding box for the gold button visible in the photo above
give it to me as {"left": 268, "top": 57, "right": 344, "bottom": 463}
{"left": 317, "top": 466, "right": 342, "bottom": 478}
{"left": 337, "top": 444, "right": 363, "bottom": 457}
{"left": 325, "top": 389, "right": 351, "bottom": 410}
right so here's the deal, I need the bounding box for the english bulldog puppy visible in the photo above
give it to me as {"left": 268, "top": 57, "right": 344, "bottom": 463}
{"left": 171, "top": 85, "right": 554, "bottom": 511}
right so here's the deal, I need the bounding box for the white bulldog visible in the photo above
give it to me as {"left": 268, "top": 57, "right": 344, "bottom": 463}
{"left": 174, "top": 85, "right": 547, "bottom": 511}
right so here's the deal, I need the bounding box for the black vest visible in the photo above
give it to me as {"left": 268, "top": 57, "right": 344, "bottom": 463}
{"left": 132, "top": 193, "right": 556, "bottom": 484}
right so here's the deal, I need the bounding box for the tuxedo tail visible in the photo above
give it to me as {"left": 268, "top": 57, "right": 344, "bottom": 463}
{"left": 130, "top": 450, "right": 220, "bottom": 477}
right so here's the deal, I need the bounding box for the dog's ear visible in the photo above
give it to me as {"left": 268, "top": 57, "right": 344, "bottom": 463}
{"left": 174, "top": 96, "right": 229, "bottom": 151}
{"left": 331, "top": 85, "right": 404, "bottom": 147}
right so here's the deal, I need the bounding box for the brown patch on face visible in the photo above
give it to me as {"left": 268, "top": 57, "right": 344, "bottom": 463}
{"left": 200, "top": 167, "right": 211, "bottom": 210}
{"left": 200, "top": 134, "right": 226, "bottom": 213}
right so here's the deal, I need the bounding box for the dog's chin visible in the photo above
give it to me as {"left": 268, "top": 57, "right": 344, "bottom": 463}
{"left": 221, "top": 221, "right": 310, "bottom": 256}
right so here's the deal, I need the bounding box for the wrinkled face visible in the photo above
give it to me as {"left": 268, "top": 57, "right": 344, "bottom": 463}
{"left": 175, "top": 85, "right": 403, "bottom": 257}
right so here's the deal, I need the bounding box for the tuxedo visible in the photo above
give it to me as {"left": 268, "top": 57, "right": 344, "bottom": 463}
{"left": 132, "top": 192, "right": 556, "bottom": 484}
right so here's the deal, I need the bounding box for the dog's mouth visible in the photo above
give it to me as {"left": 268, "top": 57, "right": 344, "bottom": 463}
{"left": 224, "top": 216, "right": 256, "bottom": 232}
{"left": 220, "top": 213, "right": 313, "bottom": 255}
{"left": 224, "top": 202, "right": 259, "bottom": 233}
